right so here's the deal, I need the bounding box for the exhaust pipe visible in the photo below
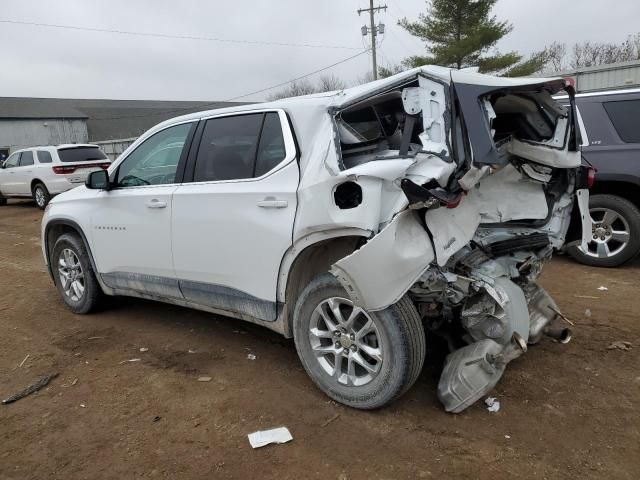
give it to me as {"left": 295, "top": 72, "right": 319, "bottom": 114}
{"left": 544, "top": 326, "right": 572, "bottom": 344}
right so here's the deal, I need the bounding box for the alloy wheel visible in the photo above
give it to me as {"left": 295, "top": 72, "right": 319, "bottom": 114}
{"left": 580, "top": 207, "right": 631, "bottom": 259}
{"left": 35, "top": 187, "right": 46, "bottom": 208}
{"left": 58, "top": 248, "right": 85, "bottom": 301}
{"left": 308, "top": 297, "right": 383, "bottom": 387}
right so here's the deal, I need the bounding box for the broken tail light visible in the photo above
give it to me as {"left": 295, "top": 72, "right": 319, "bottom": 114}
{"left": 52, "top": 162, "right": 111, "bottom": 174}
{"left": 587, "top": 167, "right": 596, "bottom": 189}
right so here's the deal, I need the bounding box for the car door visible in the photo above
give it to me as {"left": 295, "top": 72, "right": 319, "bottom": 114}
{"left": 0, "top": 152, "right": 21, "bottom": 194}
{"left": 89, "top": 121, "right": 196, "bottom": 298}
{"left": 172, "top": 110, "right": 299, "bottom": 321}
{"left": 12, "top": 151, "right": 35, "bottom": 195}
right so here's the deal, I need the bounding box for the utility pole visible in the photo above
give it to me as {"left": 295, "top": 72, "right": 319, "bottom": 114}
{"left": 358, "top": 0, "right": 387, "bottom": 80}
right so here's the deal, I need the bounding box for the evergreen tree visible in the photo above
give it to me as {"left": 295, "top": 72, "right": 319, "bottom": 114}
{"left": 399, "top": 0, "right": 546, "bottom": 76}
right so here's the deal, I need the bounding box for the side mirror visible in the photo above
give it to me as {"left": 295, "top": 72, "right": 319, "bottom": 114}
{"left": 86, "top": 170, "right": 110, "bottom": 190}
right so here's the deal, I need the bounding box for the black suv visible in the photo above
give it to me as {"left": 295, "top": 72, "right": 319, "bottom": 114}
{"left": 558, "top": 88, "right": 640, "bottom": 267}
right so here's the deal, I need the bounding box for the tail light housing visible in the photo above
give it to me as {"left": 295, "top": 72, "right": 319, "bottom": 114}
{"left": 52, "top": 162, "right": 110, "bottom": 174}
{"left": 587, "top": 167, "right": 596, "bottom": 189}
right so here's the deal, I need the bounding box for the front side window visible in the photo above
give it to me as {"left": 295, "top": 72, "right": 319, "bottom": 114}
{"left": 116, "top": 123, "right": 193, "bottom": 187}
{"left": 603, "top": 100, "right": 640, "bottom": 143}
{"left": 37, "top": 150, "right": 53, "bottom": 164}
{"left": 4, "top": 152, "right": 20, "bottom": 168}
{"left": 193, "top": 112, "right": 287, "bottom": 182}
{"left": 19, "top": 151, "right": 34, "bottom": 166}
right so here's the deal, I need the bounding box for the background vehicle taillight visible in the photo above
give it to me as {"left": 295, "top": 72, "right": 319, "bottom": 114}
{"left": 52, "top": 165, "right": 77, "bottom": 174}
{"left": 98, "top": 162, "right": 111, "bottom": 170}
{"left": 587, "top": 167, "right": 596, "bottom": 189}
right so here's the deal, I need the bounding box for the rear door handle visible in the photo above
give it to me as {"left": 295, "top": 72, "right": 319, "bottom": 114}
{"left": 257, "top": 197, "right": 288, "bottom": 208}
{"left": 146, "top": 198, "right": 167, "bottom": 209}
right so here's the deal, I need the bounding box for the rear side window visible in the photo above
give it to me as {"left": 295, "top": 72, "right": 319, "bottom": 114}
{"left": 37, "top": 150, "right": 53, "bottom": 163}
{"left": 193, "top": 112, "right": 287, "bottom": 182}
{"left": 57, "top": 146, "right": 108, "bottom": 163}
{"left": 19, "top": 151, "right": 34, "bottom": 166}
{"left": 603, "top": 100, "right": 640, "bottom": 143}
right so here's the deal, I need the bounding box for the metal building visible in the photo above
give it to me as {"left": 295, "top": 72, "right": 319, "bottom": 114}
{"left": 0, "top": 99, "right": 88, "bottom": 161}
{"left": 552, "top": 59, "right": 640, "bottom": 93}
{"left": 0, "top": 98, "right": 249, "bottom": 162}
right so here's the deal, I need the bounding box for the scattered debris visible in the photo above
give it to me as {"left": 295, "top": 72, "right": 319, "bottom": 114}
{"left": 321, "top": 413, "right": 340, "bottom": 427}
{"left": 597, "top": 286, "right": 609, "bottom": 291}
{"left": 18, "top": 354, "right": 30, "bottom": 368}
{"left": 139, "top": 348, "right": 149, "bottom": 352}
{"left": 484, "top": 397, "right": 501, "bottom": 413}
{"left": 153, "top": 416, "right": 162, "bottom": 422}
{"left": 119, "top": 358, "right": 141, "bottom": 364}
{"left": 548, "top": 306, "right": 575, "bottom": 326}
{"left": 584, "top": 309, "right": 592, "bottom": 317}
{"left": 247, "top": 353, "right": 256, "bottom": 360}
{"left": 607, "top": 341, "right": 632, "bottom": 351}
{"left": 71, "top": 378, "right": 78, "bottom": 386}
{"left": 188, "top": 349, "right": 197, "bottom": 354}
{"left": 248, "top": 427, "right": 293, "bottom": 448}
{"left": 198, "top": 376, "right": 212, "bottom": 382}
{"left": 504, "top": 435, "right": 511, "bottom": 439}
{"left": 80, "top": 404, "right": 86, "bottom": 408}
{"left": 87, "top": 336, "right": 105, "bottom": 340}
{"left": 2, "top": 373, "right": 59, "bottom": 405}
{"left": 574, "top": 295, "right": 599, "bottom": 299}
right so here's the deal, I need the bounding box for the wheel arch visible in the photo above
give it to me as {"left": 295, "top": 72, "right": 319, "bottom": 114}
{"left": 277, "top": 228, "right": 371, "bottom": 337}
{"left": 44, "top": 219, "right": 99, "bottom": 282}
{"left": 31, "top": 178, "right": 46, "bottom": 193}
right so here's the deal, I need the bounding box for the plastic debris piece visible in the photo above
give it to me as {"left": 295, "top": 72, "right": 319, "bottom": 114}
{"left": 198, "top": 376, "right": 212, "bottom": 382}
{"left": 484, "top": 397, "right": 501, "bottom": 413}
{"left": 247, "top": 353, "right": 256, "bottom": 360}
{"left": 584, "top": 309, "right": 592, "bottom": 317}
{"left": 248, "top": 427, "right": 293, "bottom": 448}
{"left": 2, "top": 373, "right": 59, "bottom": 405}
{"left": 607, "top": 341, "right": 632, "bottom": 351}
{"left": 80, "top": 404, "right": 86, "bottom": 408}
{"left": 119, "top": 358, "right": 141, "bottom": 364}
{"left": 188, "top": 349, "right": 197, "bottom": 354}
{"left": 505, "top": 435, "right": 511, "bottom": 439}
{"left": 71, "top": 378, "right": 78, "bottom": 386}
{"left": 139, "top": 348, "right": 149, "bottom": 352}
{"left": 597, "top": 286, "right": 608, "bottom": 291}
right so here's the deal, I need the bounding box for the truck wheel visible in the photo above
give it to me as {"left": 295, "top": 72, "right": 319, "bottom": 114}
{"left": 293, "top": 273, "right": 425, "bottom": 409}
{"left": 32, "top": 182, "right": 51, "bottom": 209}
{"left": 51, "top": 233, "right": 103, "bottom": 314}
{"left": 568, "top": 194, "right": 640, "bottom": 267}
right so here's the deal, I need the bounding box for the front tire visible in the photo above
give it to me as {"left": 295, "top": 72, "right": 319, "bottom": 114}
{"left": 51, "top": 233, "right": 103, "bottom": 313}
{"left": 293, "top": 274, "right": 425, "bottom": 409}
{"left": 32, "top": 182, "right": 51, "bottom": 210}
{"left": 568, "top": 194, "right": 640, "bottom": 267}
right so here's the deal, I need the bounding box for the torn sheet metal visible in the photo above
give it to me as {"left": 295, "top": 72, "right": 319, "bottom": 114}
{"left": 331, "top": 210, "right": 435, "bottom": 311}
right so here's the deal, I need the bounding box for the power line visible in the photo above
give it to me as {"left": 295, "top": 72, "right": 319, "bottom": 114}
{"left": 0, "top": 19, "right": 361, "bottom": 51}
{"left": 91, "top": 49, "right": 371, "bottom": 120}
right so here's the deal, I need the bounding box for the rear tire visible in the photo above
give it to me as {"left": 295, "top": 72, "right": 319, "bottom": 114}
{"left": 51, "top": 233, "right": 103, "bottom": 314}
{"left": 568, "top": 194, "right": 640, "bottom": 267}
{"left": 293, "top": 273, "right": 425, "bottom": 409}
{"left": 32, "top": 182, "right": 51, "bottom": 210}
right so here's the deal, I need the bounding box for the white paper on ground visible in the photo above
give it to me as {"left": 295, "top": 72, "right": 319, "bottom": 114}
{"left": 248, "top": 427, "right": 293, "bottom": 448}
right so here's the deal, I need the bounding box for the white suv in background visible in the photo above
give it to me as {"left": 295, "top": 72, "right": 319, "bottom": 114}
{"left": 0, "top": 144, "right": 110, "bottom": 209}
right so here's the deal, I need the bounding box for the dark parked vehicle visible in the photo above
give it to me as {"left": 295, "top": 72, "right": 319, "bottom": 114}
{"left": 558, "top": 88, "right": 640, "bottom": 267}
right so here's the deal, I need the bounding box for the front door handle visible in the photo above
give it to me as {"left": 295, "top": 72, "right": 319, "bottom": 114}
{"left": 257, "top": 197, "right": 288, "bottom": 209}
{"left": 146, "top": 198, "right": 167, "bottom": 209}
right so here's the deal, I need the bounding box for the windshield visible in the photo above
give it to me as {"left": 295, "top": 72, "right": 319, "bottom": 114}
{"left": 57, "top": 146, "right": 108, "bottom": 163}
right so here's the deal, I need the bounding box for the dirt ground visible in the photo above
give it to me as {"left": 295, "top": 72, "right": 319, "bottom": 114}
{"left": 0, "top": 200, "right": 638, "bottom": 480}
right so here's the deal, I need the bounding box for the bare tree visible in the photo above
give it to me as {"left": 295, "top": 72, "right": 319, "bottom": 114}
{"left": 317, "top": 74, "right": 347, "bottom": 92}
{"left": 267, "top": 79, "right": 318, "bottom": 101}
{"left": 543, "top": 42, "right": 567, "bottom": 72}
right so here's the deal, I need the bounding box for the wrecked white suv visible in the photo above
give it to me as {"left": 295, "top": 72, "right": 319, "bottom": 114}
{"left": 42, "top": 66, "right": 593, "bottom": 413}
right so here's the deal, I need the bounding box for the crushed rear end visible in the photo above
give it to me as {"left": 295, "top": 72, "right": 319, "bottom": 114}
{"left": 314, "top": 67, "right": 592, "bottom": 412}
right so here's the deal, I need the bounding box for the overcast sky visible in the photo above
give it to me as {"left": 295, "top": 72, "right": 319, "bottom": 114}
{"left": 1, "top": 0, "right": 638, "bottom": 101}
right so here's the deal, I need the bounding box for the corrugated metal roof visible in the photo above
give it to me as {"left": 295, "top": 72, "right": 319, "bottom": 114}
{"left": 0, "top": 97, "right": 249, "bottom": 141}
{"left": 0, "top": 98, "right": 87, "bottom": 119}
